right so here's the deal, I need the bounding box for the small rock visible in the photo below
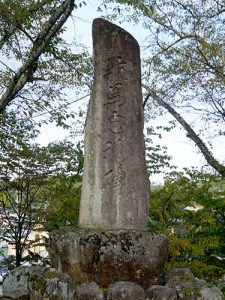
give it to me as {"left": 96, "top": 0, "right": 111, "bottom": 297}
{"left": 2, "top": 266, "right": 30, "bottom": 299}
{"left": 107, "top": 281, "right": 145, "bottom": 300}
{"left": 3, "top": 266, "right": 76, "bottom": 300}
{"left": 75, "top": 281, "right": 104, "bottom": 300}
{"left": 146, "top": 285, "right": 177, "bottom": 299}
{"left": 165, "top": 268, "right": 224, "bottom": 300}
{"left": 199, "top": 285, "right": 224, "bottom": 300}
{"left": 29, "top": 268, "right": 75, "bottom": 300}
{"left": 165, "top": 268, "right": 194, "bottom": 283}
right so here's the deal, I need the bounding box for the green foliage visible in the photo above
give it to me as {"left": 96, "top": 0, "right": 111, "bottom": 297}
{"left": 0, "top": 0, "right": 92, "bottom": 124}
{"left": 145, "top": 123, "right": 176, "bottom": 175}
{"left": 0, "top": 113, "right": 84, "bottom": 265}
{"left": 43, "top": 174, "right": 81, "bottom": 232}
{"left": 149, "top": 169, "right": 225, "bottom": 284}
{"left": 38, "top": 140, "right": 84, "bottom": 232}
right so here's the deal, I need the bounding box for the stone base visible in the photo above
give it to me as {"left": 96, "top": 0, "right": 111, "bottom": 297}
{"left": 48, "top": 228, "right": 168, "bottom": 289}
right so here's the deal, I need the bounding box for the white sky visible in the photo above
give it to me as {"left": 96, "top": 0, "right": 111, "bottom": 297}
{"left": 38, "top": 0, "right": 224, "bottom": 184}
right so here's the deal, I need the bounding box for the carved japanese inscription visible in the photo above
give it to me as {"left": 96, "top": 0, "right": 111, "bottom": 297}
{"left": 79, "top": 18, "right": 150, "bottom": 230}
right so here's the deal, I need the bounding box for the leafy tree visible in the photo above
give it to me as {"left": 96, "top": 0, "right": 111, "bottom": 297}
{"left": 0, "top": 0, "right": 92, "bottom": 123}
{"left": 103, "top": 0, "right": 225, "bottom": 177}
{"left": 0, "top": 1, "right": 91, "bottom": 211}
{"left": 149, "top": 169, "right": 225, "bottom": 284}
{"left": 43, "top": 174, "right": 82, "bottom": 232}
{"left": 41, "top": 141, "right": 84, "bottom": 232}
{"left": 0, "top": 0, "right": 89, "bottom": 261}
{"left": 0, "top": 114, "right": 84, "bottom": 266}
{"left": 0, "top": 145, "right": 52, "bottom": 267}
{"left": 145, "top": 123, "right": 176, "bottom": 175}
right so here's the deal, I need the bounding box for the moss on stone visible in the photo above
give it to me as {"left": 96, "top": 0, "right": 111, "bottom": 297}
{"left": 49, "top": 229, "right": 168, "bottom": 288}
{"left": 195, "top": 290, "right": 203, "bottom": 297}
{"left": 79, "top": 230, "right": 145, "bottom": 263}
{"left": 68, "top": 264, "right": 88, "bottom": 288}
{"left": 100, "top": 287, "right": 108, "bottom": 296}
{"left": 181, "top": 274, "right": 194, "bottom": 281}
{"left": 135, "top": 245, "right": 145, "bottom": 255}
{"left": 183, "top": 286, "right": 194, "bottom": 296}
{"left": 44, "top": 270, "right": 58, "bottom": 279}
{"left": 182, "top": 285, "right": 202, "bottom": 297}
{"left": 34, "top": 277, "right": 46, "bottom": 292}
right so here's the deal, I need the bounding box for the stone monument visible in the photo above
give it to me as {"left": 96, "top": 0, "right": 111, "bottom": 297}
{"left": 79, "top": 18, "right": 150, "bottom": 230}
{"left": 49, "top": 18, "right": 168, "bottom": 289}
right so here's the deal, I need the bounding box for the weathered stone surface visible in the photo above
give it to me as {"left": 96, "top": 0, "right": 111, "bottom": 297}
{"left": 75, "top": 281, "right": 104, "bottom": 300}
{"left": 2, "top": 266, "right": 30, "bottom": 299}
{"left": 199, "top": 285, "right": 225, "bottom": 300}
{"left": 3, "top": 266, "right": 75, "bottom": 300}
{"left": 146, "top": 285, "right": 177, "bottom": 300}
{"left": 165, "top": 268, "right": 194, "bottom": 283}
{"left": 79, "top": 18, "right": 150, "bottom": 230}
{"left": 165, "top": 268, "right": 224, "bottom": 300}
{"left": 48, "top": 228, "right": 168, "bottom": 288}
{"left": 29, "top": 269, "right": 75, "bottom": 300}
{"left": 107, "top": 281, "right": 145, "bottom": 300}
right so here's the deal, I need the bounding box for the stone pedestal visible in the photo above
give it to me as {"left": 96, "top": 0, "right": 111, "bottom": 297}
{"left": 48, "top": 229, "right": 168, "bottom": 289}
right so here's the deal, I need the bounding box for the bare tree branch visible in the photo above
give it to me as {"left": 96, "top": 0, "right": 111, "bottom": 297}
{"left": 146, "top": 90, "right": 225, "bottom": 177}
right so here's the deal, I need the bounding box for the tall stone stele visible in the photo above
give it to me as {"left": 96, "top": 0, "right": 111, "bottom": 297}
{"left": 79, "top": 18, "right": 150, "bottom": 230}
{"left": 49, "top": 19, "right": 168, "bottom": 289}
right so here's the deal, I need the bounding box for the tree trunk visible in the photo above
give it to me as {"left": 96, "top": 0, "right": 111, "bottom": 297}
{"left": 15, "top": 243, "right": 22, "bottom": 267}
